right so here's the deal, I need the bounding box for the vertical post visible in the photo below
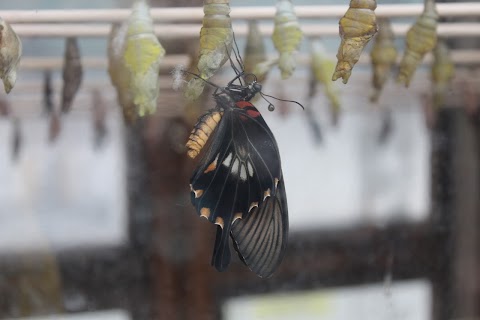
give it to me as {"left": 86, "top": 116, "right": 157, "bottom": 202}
{"left": 430, "top": 109, "right": 455, "bottom": 320}
{"left": 451, "top": 112, "right": 480, "bottom": 319}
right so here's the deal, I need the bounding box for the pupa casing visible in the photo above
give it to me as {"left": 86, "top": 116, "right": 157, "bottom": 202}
{"left": 370, "top": 18, "right": 397, "bottom": 102}
{"left": 123, "top": 0, "right": 165, "bottom": 116}
{"left": 0, "top": 18, "right": 22, "bottom": 94}
{"left": 431, "top": 40, "right": 454, "bottom": 108}
{"left": 61, "top": 37, "right": 83, "bottom": 112}
{"left": 272, "top": 0, "right": 303, "bottom": 79}
{"left": 397, "top": 0, "right": 438, "bottom": 87}
{"left": 185, "top": 0, "right": 233, "bottom": 101}
{"left": 332, "top": 0, "right": 378, "bottom": 84}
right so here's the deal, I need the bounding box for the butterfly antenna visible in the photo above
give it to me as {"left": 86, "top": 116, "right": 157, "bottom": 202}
{"left": 260, "top": 92, "right": 305, "bottom": 110}
{"left": 226, "top": 43, "right": 244, "bottom": 86}
{"left": 231, "top": 32, "right": 245, "bottom": 71}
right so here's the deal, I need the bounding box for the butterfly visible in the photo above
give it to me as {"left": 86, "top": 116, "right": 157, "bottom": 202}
{"left": 185, "top": 54, "right": 291, "bottom": 278}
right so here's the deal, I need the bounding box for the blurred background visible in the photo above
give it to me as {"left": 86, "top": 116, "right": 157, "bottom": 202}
{"left": 0, "top": 0, "right": 479, "bottom": 319}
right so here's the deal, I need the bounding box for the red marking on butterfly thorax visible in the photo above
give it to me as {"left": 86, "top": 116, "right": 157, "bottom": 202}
{"left": 236, "top": 101, "right": 253, "bottom": 109}
{"left": 236, "top": 100, "right": 260, "bottom": 118}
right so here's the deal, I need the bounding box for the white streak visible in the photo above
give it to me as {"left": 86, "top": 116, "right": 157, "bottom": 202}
{"left": 171, "top": 64, "right": 187, "bottom": 90}
{"left": 223, "top": 153, "right": 232, "bottom": 167}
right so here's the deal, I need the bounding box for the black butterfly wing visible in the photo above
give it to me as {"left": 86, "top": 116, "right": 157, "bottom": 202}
{"left": 189, "top": 102, "right": 287, "bottom": 276}
{"left": 231, "top": 176, "right": 288, "bottom": 278}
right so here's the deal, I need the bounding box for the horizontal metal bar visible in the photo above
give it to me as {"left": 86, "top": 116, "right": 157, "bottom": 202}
{"left": 1, "top": 3, "right": 480, "bottom": 23}
{"left": 11, "top": 22, "right": 480, "bottom": 38}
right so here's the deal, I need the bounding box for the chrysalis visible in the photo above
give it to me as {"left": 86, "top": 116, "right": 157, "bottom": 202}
{"left": 272, "top": 0, "right": 303, "bottom": 79}
{"left": 431, "top": 40, "right": 454, "bottom": 109}
{"left": 185, "top": 0, "right": 233, "bottom": 101}
{"left": 332, "top": 0, "right": 378, "bottom": 84}
{"left": 0, "top": 17, "right": 22, "bottom": 94}
{"left": 107, "top": 22, "right": 136, "bottom": 124}
{"left": 48, "top": 111, "right": 61, "bottom": 143}
{"left": 43, "top": 69, "right": 54, "bottom": 115}
{"left": 244, "top": 20, "right": 267, "bottom": 83}
{"left": 61, "top": 37, "right": 83, "bottom": 113}
{"left": 11, "top": 117, "right": 21, "bottom": 161}
{"left": 305, "top": 70, "right": 323, "bottom": 143}
{"left": 370, "top": 18, "right": 397, "bottom": 103}
{"left": 397, "top": 0, "right": 438, "bottom": 87}
{"left": 310, "top": 40, "right": 341, "bottom": 125}
{"left": 123, "top": 0, "right": 165, "bottom": 116}
{"left": 92, "top": 89, "right": 108, "bottom": 149}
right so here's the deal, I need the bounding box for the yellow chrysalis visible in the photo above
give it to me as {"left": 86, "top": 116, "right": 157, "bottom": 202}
{"left": 431, "top": 40, "right": 454, "bottom": 109}
{"left": 370, "top": 18, "right": 397, "bottom": 103}
{"left": 310, "top": 40, "right": 341, "bottom": 124}
{"left": 185, "top": 0, "right": 233, "bottom": 101}
{"left": 107, "top": 22, "right": 136, "bottom": 124}
{"left": 332, "top": 0, "right": 378, "bottom": 84}
{"left": 0, "top": 17, "right": 22, "bottom": 94}
{"left": 123, "top": 0, "right": 165, "bottom": 117}
{"left": 272, "top": 0, "right": 303, "bottom": 79}
{"left": 397, "top": 0, "right": 438, "bottom": 87}
{"left": 244, "top": 20, "right": 267, "bottom": 83}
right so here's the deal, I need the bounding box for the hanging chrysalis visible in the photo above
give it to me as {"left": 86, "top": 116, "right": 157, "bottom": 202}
{"left": 61, "top": 37, "right": 83, "bottom": 113}
{"left": 107, "top": 22, "right": 137, "bottom": 123}
{"left": 310, "top": 40, "right": 341, "bottom": 125}
{"left": 123, "top": 0, "right": 165, "bottom": 116}
{"left": 0, "top": 17, "right": 22, "bottom": 94}
{"left": 431, "top": 40, "right": 454, "bottom": 109}
{"left": 370, "top": 18, "right": 397, "bottom": 103}
{"left": 48, "top": 111, "right": 61, "bottom": 143}
{"left": 305, "top": 69, "right": 323, "bottom": 143}
{"left": 11, "top": 117, "right": 21, "bottom": 161}
{"left": 185, "top": 0, "right": 233, "bottom": 101}
{"left": 43, "top": 69, "right": 54, "bottom": 115}
{"left": 244, "top": 20, "right": 267, "bottom": 83}
{"left": 397, "top": 0, "right": 438, "bottom": 87}
{"left": 92, "top": 89, "right": 108, "bottom": 149}
{"left": 272, "top": 0, "right": 303, "bottom": 79}
{"left": 332, "top": 0, "right": 378, "bottom": 84}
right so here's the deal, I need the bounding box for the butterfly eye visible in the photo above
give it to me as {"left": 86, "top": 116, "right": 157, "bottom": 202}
{"left": 253, "top": 82, "right": 262, "bottom": 93}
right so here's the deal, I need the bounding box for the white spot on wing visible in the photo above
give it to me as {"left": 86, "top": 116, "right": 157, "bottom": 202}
{"left": 231, "top": 158, "right": 240, "bottom": 175}
{"left": 247, "top": 161, "right": 254, "bottom": 177}
{"left": 240, "top": 164, "right": 247, "bottom": 181}
{"left": 223, "top": 153, "right": 232, "bottom": 167}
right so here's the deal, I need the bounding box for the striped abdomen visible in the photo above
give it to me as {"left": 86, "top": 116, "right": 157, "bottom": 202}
{"left": 186, "top": 110, "right": 224, "bottom": 159}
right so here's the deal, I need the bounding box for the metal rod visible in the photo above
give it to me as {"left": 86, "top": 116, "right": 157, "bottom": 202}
{"left": 1, "top": 3, "right": 480, "bottom": 23}
{"left": 11, "top": 22, "right": 480, "bottom": 38}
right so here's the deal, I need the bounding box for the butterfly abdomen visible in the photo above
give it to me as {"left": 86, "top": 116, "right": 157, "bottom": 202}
{"left": 186, "top": 109, "right": 224, "bottom": 159}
